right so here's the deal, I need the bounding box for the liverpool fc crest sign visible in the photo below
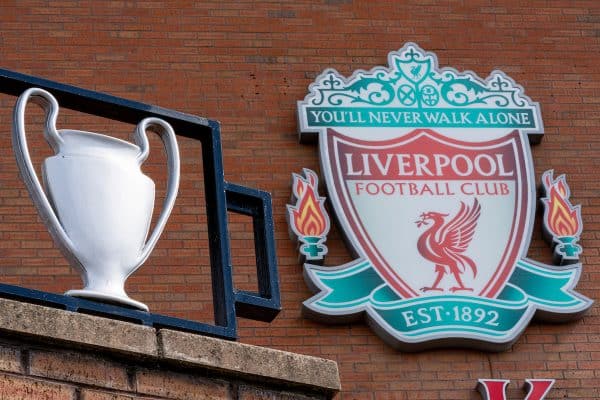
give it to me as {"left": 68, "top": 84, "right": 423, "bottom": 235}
{"left": 290, "top": 43, "right": 591, "bottom": 350}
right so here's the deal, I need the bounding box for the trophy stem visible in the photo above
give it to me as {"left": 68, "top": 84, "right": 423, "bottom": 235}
{"left": 65, "top": 270, "right": 148, "bottom": 311}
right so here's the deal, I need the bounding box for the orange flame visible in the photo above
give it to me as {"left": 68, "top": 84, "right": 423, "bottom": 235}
{"left": 289, "top": 170, "right": 330, "bottom": 237}
{"left": 542, "top": 171, "right": 581, "bottom": 237}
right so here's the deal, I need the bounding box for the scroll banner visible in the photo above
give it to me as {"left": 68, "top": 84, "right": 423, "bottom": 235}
{"left": 304, "top": 259, "right": 589, "bottom": 340}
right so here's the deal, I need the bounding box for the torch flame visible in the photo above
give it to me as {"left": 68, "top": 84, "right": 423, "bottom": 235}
{"left": 542, "top": 170, "right": 581, "bottom": 237}
{"left": 288, "top": 169, "right": 330, "bottom": 237}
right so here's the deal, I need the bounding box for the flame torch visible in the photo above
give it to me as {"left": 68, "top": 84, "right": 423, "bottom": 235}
{"left": 541, "top": 170, "right": 583, "bottom": 265}
{"left": 287, "top": 169, "right": 331, "bottom": 262}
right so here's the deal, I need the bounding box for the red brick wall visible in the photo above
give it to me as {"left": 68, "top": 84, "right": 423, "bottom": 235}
{"left": 0, "top": 1, "right": 599, "bottom": 399}
{"left": 0, "top": 339, "right": 329, "bottom": 400}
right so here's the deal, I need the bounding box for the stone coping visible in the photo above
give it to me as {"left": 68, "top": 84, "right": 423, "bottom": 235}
{"left": 0, "top": 297, "right": 341, "bottom": 394}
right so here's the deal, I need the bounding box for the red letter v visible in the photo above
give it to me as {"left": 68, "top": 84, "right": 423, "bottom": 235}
{"left": 524, "top": 379, "right": 554, "bottom": 400}
{"left": 478, "top": 379, "right": 510, "bottom": 400}
{"left": 477, "top": 379, "right": 555, "bottom": 400}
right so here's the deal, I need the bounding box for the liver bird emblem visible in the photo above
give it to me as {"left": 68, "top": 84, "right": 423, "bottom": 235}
{"left": 416, "top": 198, "right": 481, "bottom": 293}
{"left": 410, "top": 64, "right": 422, "bottom": 80}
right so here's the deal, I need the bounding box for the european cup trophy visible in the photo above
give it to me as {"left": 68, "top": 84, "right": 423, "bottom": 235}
{"left": 12, "top": 87, "right": 180, "bottom": 311}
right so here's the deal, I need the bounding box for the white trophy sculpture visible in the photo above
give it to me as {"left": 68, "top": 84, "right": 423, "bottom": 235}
{"left": 12, "top": 87, "right": 180, "bottom": 311}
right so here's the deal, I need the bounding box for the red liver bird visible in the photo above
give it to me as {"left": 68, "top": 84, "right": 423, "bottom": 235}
{"left": 416, "top": 198, "right": 481, "bottom": 293}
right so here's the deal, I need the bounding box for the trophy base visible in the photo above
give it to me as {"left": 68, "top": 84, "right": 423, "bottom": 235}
{"left": 65, "top": 289, "right": 149, "bottom": 312}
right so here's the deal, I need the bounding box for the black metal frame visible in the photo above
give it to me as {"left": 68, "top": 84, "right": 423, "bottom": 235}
{"left": 0, "top": 68, "right": 280, "bottom": 340}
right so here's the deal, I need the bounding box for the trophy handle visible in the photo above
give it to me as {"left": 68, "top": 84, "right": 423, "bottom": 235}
{"left": 12, "top": 88, "right": 81, "bottom": 271}
{"left": 131, "top": 117, "right": 180, "bottom": 273}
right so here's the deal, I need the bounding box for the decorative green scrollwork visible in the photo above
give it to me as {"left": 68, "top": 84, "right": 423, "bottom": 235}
{"left": 313, "top": 72, "right": 396, "bottom": 106}
{"left": 438, "top": 77, "right": 510, "bottom": 107}
{"left": 307, "top": 43, "right": 534, "bottom": 112}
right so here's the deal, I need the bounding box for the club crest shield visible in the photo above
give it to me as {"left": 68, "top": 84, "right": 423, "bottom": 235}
{"left": 291, "top": 43, "right": 591, "bottom": 351}
{"left": 326, "top": 128, "right": 529, "bottom": 299}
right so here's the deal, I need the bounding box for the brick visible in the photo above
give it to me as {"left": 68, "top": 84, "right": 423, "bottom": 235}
{"left": 81, "top": 389, "right": 161, "bottom": 400}
{"left": 0, "top": 372, "right": 75, "bottom": 400}
{"left": 238, "top": 385, "right": 324, "bottom": 400}
{"left": 29, "top": 349, "right": 130, "bottom": 390}
{"left": 135, "top": 369, "right": 230, "bottom": 400}
{"left": 0, "top": 345, "right": 23, "bottom": 373}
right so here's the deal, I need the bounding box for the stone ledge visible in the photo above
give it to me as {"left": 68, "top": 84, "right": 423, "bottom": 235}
{"left": 159, "top": 329, "right": 341, "bottom": 393}
{"left": 0, "top": 297, "right": 341, "bottom": 397}
{"left": 0, "top": 297, "right": 157, "bottom": 357}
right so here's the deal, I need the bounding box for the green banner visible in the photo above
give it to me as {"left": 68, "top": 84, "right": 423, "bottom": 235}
{"left": 305, "top": 107, "right": 536, "bottom": 129}
{"left": 305, "top": 259, "right": 589, "bottom": 340}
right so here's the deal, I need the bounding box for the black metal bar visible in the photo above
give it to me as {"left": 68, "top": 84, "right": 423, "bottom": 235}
{"left": 0, "top": 283, "right": 234, "bottom": 338}
{"left": 225, "top": 183, "right": 281, "bottom": 322}
{"left": 203, "top": 120, "right": 237, "bottom": 331}
{"left": 0, "top": 68, "right": 211, "bottom": 136}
